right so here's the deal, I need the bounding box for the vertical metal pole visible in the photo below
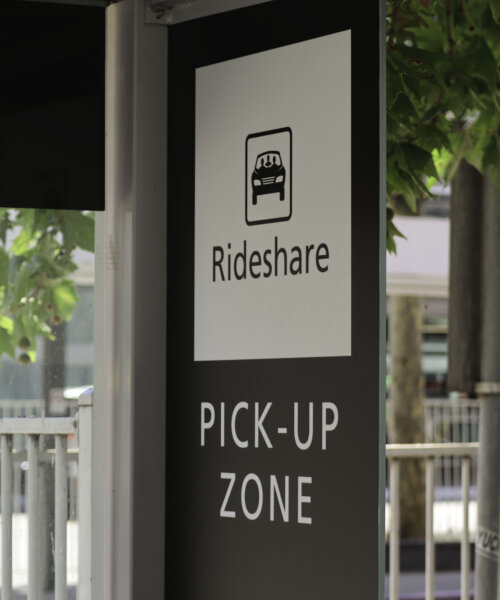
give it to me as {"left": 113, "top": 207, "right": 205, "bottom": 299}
{"left": 55, "top": 435, "right": 68, "bottom": 600}
{"left": 475, "top": 175, "right": 500, "bottom": 600}
{"left": 452, "top": 403, "right": 459, "bottom": 484}
{"left": 379, "top": 7, "right": 387, "bottom": 599}
{"left": 1, "top": 434, "right": 13, "bottom": 600}
{"left": 445, "top": 405, "right": 452, "bottom": 488}
{"left": 478, "top": 390, "right": 500, "bottom": 600}
{"left": 425, "top": 457, "right": 435, "bottom": 600}
{"left": 78, "top": 390, "right": 93, "bottom": 600}
{"left": 95, "top": 2, "right": 168, "bottom": 599}
{"left": 13, "top": 462, "right": 21, "bottom": 514}
{"left": 447, "top": 160, "right": 482, "bottom": 395}
{"left": 69, "top": 467, "right": 77, "bottom": 520}
{"left": 461, "top": 456, "right": 471, "bottom": 600}
{"left": 28, "top": 434, "right": 40, "bottom": 600}
{"left": 389, "top": 458, "right": 400, "bottom": 600}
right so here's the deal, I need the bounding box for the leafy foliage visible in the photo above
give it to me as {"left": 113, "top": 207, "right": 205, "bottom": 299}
{"left": 387, "top": 0, "right": 500, "bottom": 249}
{"left": 0, "top": 209, "right": 94, "bottom": 364}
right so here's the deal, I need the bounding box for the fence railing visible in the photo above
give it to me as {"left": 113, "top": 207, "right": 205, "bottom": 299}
{"left": 424, "top": 399, "right": 480, "bottom": 492}
{"left": 424, "top": 399, "right": 480, "bottom": 444}
{"left": 0, "top": 391, "right": 92, "bottom": 600}
{"left": 1, "top": 418, "right": 77, "bottom": 600}
{"left": 0, "top": 400, "right": 45, "bottom": 419}
{"left": 386, "top": 442, "right": 479, "bottom": 600}
{"left": 385, "top": 398, "right": 481, "bottom": 492}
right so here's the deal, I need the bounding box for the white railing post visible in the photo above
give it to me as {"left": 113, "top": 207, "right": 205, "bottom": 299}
{"left": 28, "top": 434, "right": 41, "bottom": 600}
{"left": 389, "top": 457, "right": 400, "bottom": 600}
{"left": 0, "top": 417, "right": 77, "bottom": 597}
{"left": 386, "top": 443, "right": 478, "bottom": 600}
{"left": 425, "top": 456, "right": 435, "bottom": 600}
{"left": 13, "top": 462, "right": 22, "bottom": 514}
{"left": 461, "top": 456, "right": 471, "bottom": 600}
{"left": 55, "top": 435, "right": 68, "bottom": 600}
{"left": 1, "top": 434, "right": 13, "bottom": 600}
{"left": 78, "top": 389, "right": 93, "bottom": 600}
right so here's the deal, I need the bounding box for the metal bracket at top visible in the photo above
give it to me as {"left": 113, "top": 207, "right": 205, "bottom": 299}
{"left": 145, "top": 0, "right": 272, "bottom": 26}
{"left": 145, "top": 0, "right": 174, "bottom": 25}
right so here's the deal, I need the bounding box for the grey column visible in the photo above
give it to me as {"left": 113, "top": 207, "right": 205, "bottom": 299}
{"left": 92, "top": 2, "right": 167, "bottom": 599}
{"left": 475, "top": 174, "right": 500, "bottom": 600}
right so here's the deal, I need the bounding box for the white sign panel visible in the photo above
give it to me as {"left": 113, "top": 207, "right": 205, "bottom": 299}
{"left": 195, "top": 30, "right": 351, "bottom": 361}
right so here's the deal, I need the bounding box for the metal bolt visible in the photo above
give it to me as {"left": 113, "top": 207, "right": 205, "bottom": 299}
{"left": 149, "top": 2, "right": 168, "bottom": 20}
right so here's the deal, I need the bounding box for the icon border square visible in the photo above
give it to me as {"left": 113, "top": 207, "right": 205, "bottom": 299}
{"left": 245, "top": 127, "right": 293, "bottom": 226}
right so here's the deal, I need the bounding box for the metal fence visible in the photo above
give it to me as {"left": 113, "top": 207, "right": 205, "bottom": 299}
{"left": 425, "top": 399, "right": 480, "bottom": 492}
{"left": 1, "top": 418, "right": 77, "bottom": 600}
{"left": 0, "top": 399, "right": 80, "bottom": 515}
{"left": 424, "top": 399, "right": 480, "bottom": 445}
{"left": 387, "top": 442, "right": 478, "bottom": 600}
{"left": 386, "top": 398, "right": 481, "bottom": 492}
{"left": 0, "top": 393, "right": 92, "bottom": 600}
{"left": 0, "top": 401, "right": 45, "bottom": 419}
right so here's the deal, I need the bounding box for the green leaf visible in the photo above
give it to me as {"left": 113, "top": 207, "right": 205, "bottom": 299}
{"left": 468, "top": 86, "right": 488, "bottom": 111}
{"left": 481, "top": 134, "right": 500, "bottom": 172}
{"left": 463, "top": 37, "right": 498, "bottom": 91}
{"left": 449, "top": 130, "right": 476, "bottom": 165}
{"left": 62, "top": 212, "right": 95, "bottom": 253}
{"left": 387, "top": 165, "right": 417, "bottom": 205}
{"left": 11, "top": 227, "right": 33, "bottom": 256}
{"left": 401, "top": 143, "right": 439, "bottom": 179}
{"left": 490, "top": 1, "right": 500, "bottom": 25}
{"left": 386, "top": 208, "right": 407, "bottom": 254}
{"left": 390, "top": 91, "right": 419, "bottom": 119}
{"left": 396, "top": 44, "right": 443, "bottom": 70}
{"left": 36, "top": 320, "right": 55, "bottom": 340}
{"left": 14, "top": 264, "right": 33, "bottom": 304}
{"left": 0, "top": 212, "right": 11, "bottom": 246}
{"left": 401, "top": 72, "right": 427, "bottom": 103}
{"left": 33, "top": 210, "right": 52, "bottom": 234}
{"left": 406, "top": 21, "right": 446, "bottom": 48}
{"left": 0, "top": 247, "right": 9, "bottom": 287}
{"left": 52, "top": 280, "right": 79, "bottom": 321}
{"left": 38, "top": 254, "right": 68, "bottom": 279}
{"left": 0, "top": 315, "right": 13, "bottom": 334}
{"left": 0, "top": 328, "right": 15, "bottom": 359}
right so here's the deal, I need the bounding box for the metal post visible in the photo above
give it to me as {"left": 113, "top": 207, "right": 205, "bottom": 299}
{"left": 95, "top": 2, "right": 168, "bottom": 599}
{"left": 55, "top": 435, "right": 68, "bottom": 600}
{"left": 78, "top": 389, "right": 93, "bottom": 600}
{"left": 1, "top": 434, "right": 13, "bottom": 600}
{"left": 461, "top": 456, "right": 471, "bottom": 600}
{"left": 389, "top": 458, "right": 400, "bottom": 600}
{"left": 425, "top": 457, "right": 435, "bottom": 600}
{"left": 28, "top": 434, "right": 41, "bottom": 600}
{"left": 473, "top": 175, "right": 500, "bottom": 600}
{"left": 447, "top": 160, "right": 482, "bottom": 395}
{"left": 13, "top": 462, "right": 22, "bottom": 514}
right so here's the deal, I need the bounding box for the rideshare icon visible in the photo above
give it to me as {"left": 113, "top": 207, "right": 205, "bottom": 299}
{"left": 245, "top": 127, "right": 292, "bottom": 226}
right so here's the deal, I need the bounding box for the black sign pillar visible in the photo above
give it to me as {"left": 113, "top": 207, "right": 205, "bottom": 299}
{"left": 167, "top": 2, "right": 385, "bottom": 598}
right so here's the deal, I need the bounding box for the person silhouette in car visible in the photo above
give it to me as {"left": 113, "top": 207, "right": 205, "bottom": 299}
{"left": 251, "top": 150, "right": 286, "bottom": 205}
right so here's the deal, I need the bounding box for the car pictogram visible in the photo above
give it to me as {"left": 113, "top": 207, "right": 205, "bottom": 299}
{"left": 251, "top": 151, "right": 286, "bottom": 205}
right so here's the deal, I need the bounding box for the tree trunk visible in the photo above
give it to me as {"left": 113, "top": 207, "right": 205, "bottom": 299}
{"left": 388, "top": 194, "right": 425, "bottom": 539}
{"left": 447, "top": 160, "right": 482, "bottom": 395}
{"left": 389, "top": 295, "right": 425, "bottom": 538}
{"left": 475, "top": 174, "right": 500, "bottom": 599}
